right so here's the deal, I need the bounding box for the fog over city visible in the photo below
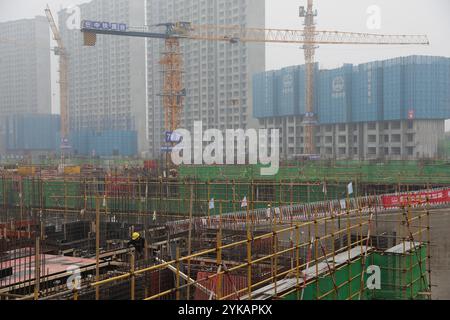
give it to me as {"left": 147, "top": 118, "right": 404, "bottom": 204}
{"left": 1, "top": 0, "right": 449, "bottom": 129}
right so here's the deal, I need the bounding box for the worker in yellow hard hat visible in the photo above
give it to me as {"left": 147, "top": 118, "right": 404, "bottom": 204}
{"left": 128, "top": 231, "right": 145, "bottom": 258}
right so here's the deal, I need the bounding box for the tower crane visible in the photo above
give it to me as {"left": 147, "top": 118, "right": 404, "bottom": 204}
{"left": 302, "top": 0, "right": 318, "bottom": 156}
{"left": 80, "top": 8, "right": 429, "bottom": 158}
{"left": 45, "top": 6, "right": 70, "bottom": 154}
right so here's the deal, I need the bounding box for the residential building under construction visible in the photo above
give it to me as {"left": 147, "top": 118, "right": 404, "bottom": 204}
{"left": 255, "top": 56, "right": 450, "bottom": 160}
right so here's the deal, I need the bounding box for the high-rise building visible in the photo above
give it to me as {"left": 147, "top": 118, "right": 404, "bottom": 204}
{"left": 58, "top": 0, "right": 147, "bottom": 154}
{"left": 254, "top": 56, "right": 450, "bottom": 160}
{"left": 0, "top": 16, "right": 51, "bottom": 117}
{"left": 146, "top": 0, "right": 265, "bottom": 158}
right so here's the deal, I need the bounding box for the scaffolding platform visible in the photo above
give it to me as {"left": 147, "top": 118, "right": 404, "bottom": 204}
{"left": 243, "top": 246, "right": 373, "bottom": 300}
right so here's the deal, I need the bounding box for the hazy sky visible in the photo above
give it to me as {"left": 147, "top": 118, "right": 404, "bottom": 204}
{"left": 1, "top": 0, "right": 449, "bottom": 128}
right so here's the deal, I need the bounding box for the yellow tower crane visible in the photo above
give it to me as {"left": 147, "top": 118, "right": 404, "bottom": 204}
{"left": 81, "top": 15, "right": 429, "bottom": 160}
{"left": 45, "top": 5, "right": 70, "bottom": 154}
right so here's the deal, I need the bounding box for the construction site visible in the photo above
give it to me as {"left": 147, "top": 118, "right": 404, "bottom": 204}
{"left": 1, "top": 160, "right": 450, "bottom": 300}
{"left": 1, "top": 0, "right": 449, "bottom": 302}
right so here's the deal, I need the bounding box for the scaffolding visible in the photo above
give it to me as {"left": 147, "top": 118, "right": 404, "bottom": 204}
{"left": 83, "top": 197, "right": 432, "bottom": 301}
{"left": 0, "top": 171, "right": 437, "bottom": 300}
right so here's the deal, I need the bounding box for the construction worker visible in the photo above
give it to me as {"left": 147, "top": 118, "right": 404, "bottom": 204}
{"left": 266, "top": 203, "right": 272, "bottom": 221}
{"left": 128, "top": 232, "right": 145, "bottom": 258}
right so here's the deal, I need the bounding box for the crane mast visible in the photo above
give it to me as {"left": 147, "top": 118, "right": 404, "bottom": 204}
{"left": 302, "top": 0, "right": 317, "bottom": 156}
{"left": 45, "top": 6, "right": 70, "bottom": 152}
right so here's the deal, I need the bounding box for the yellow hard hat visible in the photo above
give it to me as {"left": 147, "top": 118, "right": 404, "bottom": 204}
{"left": 132, "top": 232, "right": 140, "bottom": 240}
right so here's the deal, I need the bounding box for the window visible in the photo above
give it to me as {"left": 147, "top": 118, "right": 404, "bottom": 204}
{"left": 392, "top": 147, "right": 401, "bottom": 155}
{"left": 391, "top": 134, "right": 401, "bottom": 143}
{"left": 339, "top": 124, "right": 346, "bottom": 132}
{"left": 406, "top": 147, "right": 414, "bottom": 156}
{"left": 391, "top": 121, "right": 401, "bottom": 130}
{"left": 339, "top": 147, "right": 346, "bottom": 155}
{"left": 407, "top": 121, "right": 414, "bottom": 129}
{"left": 368, "top": 147, "right": 377, "bottom": 155}
{"left": 338, "top": 136, "right": 346, "bottom": 144}
{"left": 368, "top": 123, "right": 376, "bottom": 130}
{"left": 325, "top": 136, "right": 333, "bottom": 143}
{"left": 407, "top": 134, "right": 414, "bottom": 143}
{"left": 368, "top": 135, "right": 377, "bottom": 143}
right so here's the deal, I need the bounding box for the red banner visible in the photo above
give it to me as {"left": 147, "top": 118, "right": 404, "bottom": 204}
{"left": 382, "top": 189, "right": 450, "bottom": 208}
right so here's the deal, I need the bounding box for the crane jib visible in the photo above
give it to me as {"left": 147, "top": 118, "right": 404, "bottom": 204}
{"left": 80, "top": 28, "right": 188, "bottom": 40}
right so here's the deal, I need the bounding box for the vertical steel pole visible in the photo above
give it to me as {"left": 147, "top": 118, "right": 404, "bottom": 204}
{"left": 33, "top": 236, "right": 40, "bottom": 300}
{"left": 130, "top": 251, "right": 136, "bottom": 300}
{"left": 95, "top": 197, "right": 100, "bottom": 300}
{"left": 186, "top": 183, "right": 194, "bottom": 300}
{"left": 216, "top": 232, "right": 223, "bottom": 300}
{"left": 176, "top": 247, "right": 180, "bottom": 300}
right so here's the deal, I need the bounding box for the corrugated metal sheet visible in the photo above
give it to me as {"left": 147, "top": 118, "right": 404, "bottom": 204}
{"left": 403, "top": 56, "right": 450, "bottom": 120}
{"left": 277, "top": 66, "right": 299, "bottom": 116}
{"left": 253, "top": 56, "right": 450, "bottom": 124}
{"left": 253, "top": 71, "right": 277, "bottom": 118}
{"left": 318, "top": 64, "right": 352, "bottom": 124}
{"left": 70, "top": 130, "right": 138, "bottom": 157}
{"left": 5, "top": 114, "right": 60, "bottom": 151}
{"left": 70, "top": 130, "right": 90, "bottom": 155}
{"left": 383, "top": 57, "right": 404, "bottom": 120}
{"left": 352, "top": 61, "right": 383, "bottom": 122}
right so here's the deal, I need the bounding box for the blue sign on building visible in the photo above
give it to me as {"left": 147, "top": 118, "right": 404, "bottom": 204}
{"left": 82, "top": 20, "right": 127, "bottom": 31}
{"left": 165, "top": 131, "right": 183, "bottom": 143}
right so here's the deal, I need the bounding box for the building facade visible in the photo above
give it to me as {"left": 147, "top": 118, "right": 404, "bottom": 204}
{"left": 254, "top": 56, "right": 450, "bottom": 160}
{"left": 58, "top": 0, "right": 147, "bottom": 154}
{"left": 0, "top": 16, "right": 52, "bottom": 153}
{"left": 261, "top": 118, "right": 446, "bottom": 161}
{"left": 146, "top": 0, "right": 265, "bottom": 158}
{"left": 0, "top": 16, "right": 51, "bottom": 117}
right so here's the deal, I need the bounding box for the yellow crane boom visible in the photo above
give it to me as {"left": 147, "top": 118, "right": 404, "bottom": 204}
{"left": 186, "top": 24, "right": 429, "bottom": 45}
